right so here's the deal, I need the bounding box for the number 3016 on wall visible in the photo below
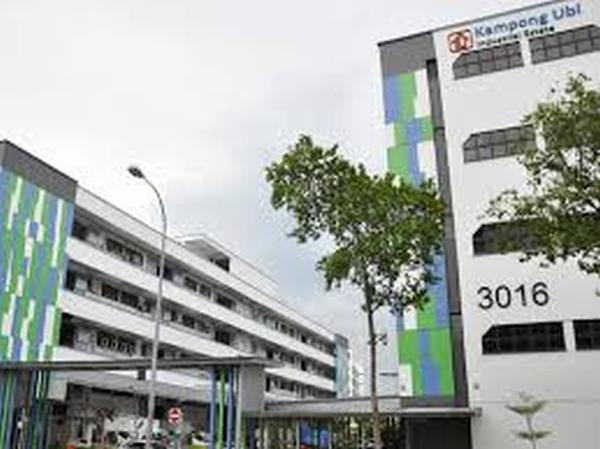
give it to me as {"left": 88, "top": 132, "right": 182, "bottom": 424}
{"left": 477, "top": 282, "right": 549, "bottom": 310}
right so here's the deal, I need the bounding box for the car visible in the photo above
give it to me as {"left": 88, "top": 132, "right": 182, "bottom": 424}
{"left": 121, "top": 441, "right": 168, "bottom": 449}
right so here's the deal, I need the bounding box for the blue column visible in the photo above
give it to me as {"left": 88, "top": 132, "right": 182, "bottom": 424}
{"left": 249, "top": 418, "right": 256, "bottom": 449}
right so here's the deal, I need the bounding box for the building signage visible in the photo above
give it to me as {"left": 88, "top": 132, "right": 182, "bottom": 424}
{"left": 448, "top": 1, "right": 583, "bottom": 52}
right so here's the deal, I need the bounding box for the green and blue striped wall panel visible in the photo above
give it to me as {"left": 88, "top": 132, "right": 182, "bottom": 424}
{"left": 0, "top": 167, "right": 74, "bottom": 362}
{"left": 382, "top": 70, "right": 455, "bottom": 397}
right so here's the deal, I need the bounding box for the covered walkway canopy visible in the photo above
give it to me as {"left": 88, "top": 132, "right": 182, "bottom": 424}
{"left": 261, "top": 395, "right": 480, "bottom": 418}
{"left": 0, "top": 355, "right": 277, "bottom": 372}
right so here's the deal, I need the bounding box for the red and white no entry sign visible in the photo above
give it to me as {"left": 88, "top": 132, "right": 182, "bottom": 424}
{"left": 168, "top": 407, "right": 183, "bottom": 425}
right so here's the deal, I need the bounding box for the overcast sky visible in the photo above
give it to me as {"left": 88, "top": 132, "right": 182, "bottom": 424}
{"left": 0, "top": 0, "right": 539, "bottom": 368}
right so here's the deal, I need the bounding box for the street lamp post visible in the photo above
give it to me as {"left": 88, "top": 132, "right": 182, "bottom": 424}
{"left": 128, "top": 165, "right": 167, "bottom": 449}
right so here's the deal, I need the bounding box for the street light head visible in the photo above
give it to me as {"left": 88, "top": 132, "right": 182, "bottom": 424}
{"left": 128, "top": 165, "right": 145, "bottom": 179}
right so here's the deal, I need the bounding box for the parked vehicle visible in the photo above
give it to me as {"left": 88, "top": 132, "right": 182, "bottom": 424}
{"left": 121, "top": 441, "right": 168, "bottom": 449}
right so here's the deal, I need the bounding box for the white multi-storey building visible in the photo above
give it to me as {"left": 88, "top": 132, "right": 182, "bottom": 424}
{"left": 378, "top": 0, "right": 600, "bottom": 448}
{"left": 0, "top": 139, "right": 349, "bottom": 445}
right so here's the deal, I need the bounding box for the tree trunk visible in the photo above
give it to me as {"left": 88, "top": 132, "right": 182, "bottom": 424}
{"left": 366, "top": 299, "right": 383, "bottom": 449}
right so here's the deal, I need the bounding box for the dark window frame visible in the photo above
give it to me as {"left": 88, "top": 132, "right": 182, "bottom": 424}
{"left": 463, "top": 125, "right": 535, "bottom": 163}
{"left": 574, "top": 319, "right": 600, "bottom": 350}
{"left": 482, "top": 322, "right": 565, "bottom": 355}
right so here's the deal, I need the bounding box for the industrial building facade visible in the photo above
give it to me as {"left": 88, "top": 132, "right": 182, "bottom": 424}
{"left": 0, "top": 140, "right": 353, "bottom": 446}
{"left": 379, "top": 0, "right": 600, "bottom": 447}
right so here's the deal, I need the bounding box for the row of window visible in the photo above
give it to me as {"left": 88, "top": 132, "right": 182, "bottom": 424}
{"left": 530, "top": 25, "right": 600, "bottom": 64}
{"left": 453, "top": 42, "right": 523, "bottom": 79}
{"left": 65, "top": 267, "right": 334, "bottom": 378}
{"left": 72, "top": 216, "right": 336, "bottom": 356}
{"left": 482, "top": 320, "right": 600, "bottom": 355}
{"left": 265, "top": 375, "right": 332, "bottom": 399}
{"left": 453, "top": 25, "right": 600, "bottom": 80}
{"left": 463, "top": 125, "right": 535, "bottom": 163}
{"left": 66, "top": 269, "right": 213, "bottom": 335}
{"left": 59, "top": 315, "right": 334, "bottom": 399}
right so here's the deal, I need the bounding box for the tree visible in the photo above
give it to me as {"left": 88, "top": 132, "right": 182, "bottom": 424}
{"left": 488, "top": 75, "right": 600, "bottom": 275}
{"left": 265, "top": 136, "right": 445, "bottom": 449}
{"left": 506, "top": 393, "right": 551, "bottom": 449}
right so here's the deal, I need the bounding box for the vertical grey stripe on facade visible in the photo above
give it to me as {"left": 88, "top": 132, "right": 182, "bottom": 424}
{"left": 0, "top": 140, "right": 78, "bottom": 202}
{"left": 425, "top": 60, "right": 469, "bottom": 409}
{"left": 378, "top": 33, "right": 435, "bottom": 77}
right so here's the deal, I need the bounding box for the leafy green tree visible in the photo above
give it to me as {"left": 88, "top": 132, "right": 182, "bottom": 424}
{"left": 265, "top": 136, "right": 445, "bottom": 449}
{"left": 507, "top": 393, "right": 551, "bottom": 449}
{"left": 488, "top": 75, "right": 600, "bottom": 274}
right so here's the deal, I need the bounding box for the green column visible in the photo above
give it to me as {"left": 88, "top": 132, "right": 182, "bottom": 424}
{"left": 217, "top": 369, "right": 226, "bottom": 449}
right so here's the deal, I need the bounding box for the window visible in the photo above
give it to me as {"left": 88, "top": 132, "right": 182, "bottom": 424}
{"left": 453, "top": 42, "right": 523, "bottom": 79}
{"left": 65, "top": 270, "right": 77, "bottom": 291}
{"left": 215, "top": 330, "right": 231, "bottom": 346}
{"left": 199, "top": 284, "right": 212, "bottom": 298}
{"left": 106, "top": 238, "right": 124, "bottom": 257}
{"left": 124, "top": 247, "right": 143, "bottom": 266}
{"left": 72, "top": 220, "right": 89, "bottom": 240}
{"left": 473, "top": 221, "right": 538, "bottom": 255}
{"left": 216, "top": 295, "right": 235, "bottom": 310}
{"left": 464, "top": 125, "right": 535, "bottom": 163}
{"left": 530, "top": 25, "right": 600, "bottom": 64}
{"left": 184, "top": 276, "right": 198, "bottom": 292}
{"left": 196, "top": 320, "right": 210, "bottom": 334}
{"left": 162, "top": 265, "right": 174, "bottom": 281}
{"left": 574, "top": 320, "right": 600, "bottom": 350}
{"left": 141, "top": 299, "right": 153, "bottom": 315}
{"left": 482, "top": 322, "right": 565, "bottom": 354}
{"left": 211, "top": 257, "right": 230, "bottom": 272}
{"left": 96, "top": 331, "right": 136, "bottom": 356}
{"left": 120, "top": 291, "right": 139, "bottom": 310}
{"left": 182, "top": 314, "right": 196, "bottom": 330}
{"left": 106, "top": 238, "right": 143, "bottom": 266}
{"left": 101, "top": 283, "right": 119, "bottom": 301}
{"left": 59, "top": 314, "right": 75, "bottom": 347}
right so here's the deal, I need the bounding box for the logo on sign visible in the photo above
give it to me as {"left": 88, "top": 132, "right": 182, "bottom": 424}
{"left": 448, "top": 30, "right": 474, "bottom": 53}
{"left": 168, "top": 407, "right": 183, "bottom": 425}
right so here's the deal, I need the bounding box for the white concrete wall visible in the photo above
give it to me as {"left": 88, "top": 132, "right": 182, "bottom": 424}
{"left": 433, "top": 1, "right": 600, "bottom": 447}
